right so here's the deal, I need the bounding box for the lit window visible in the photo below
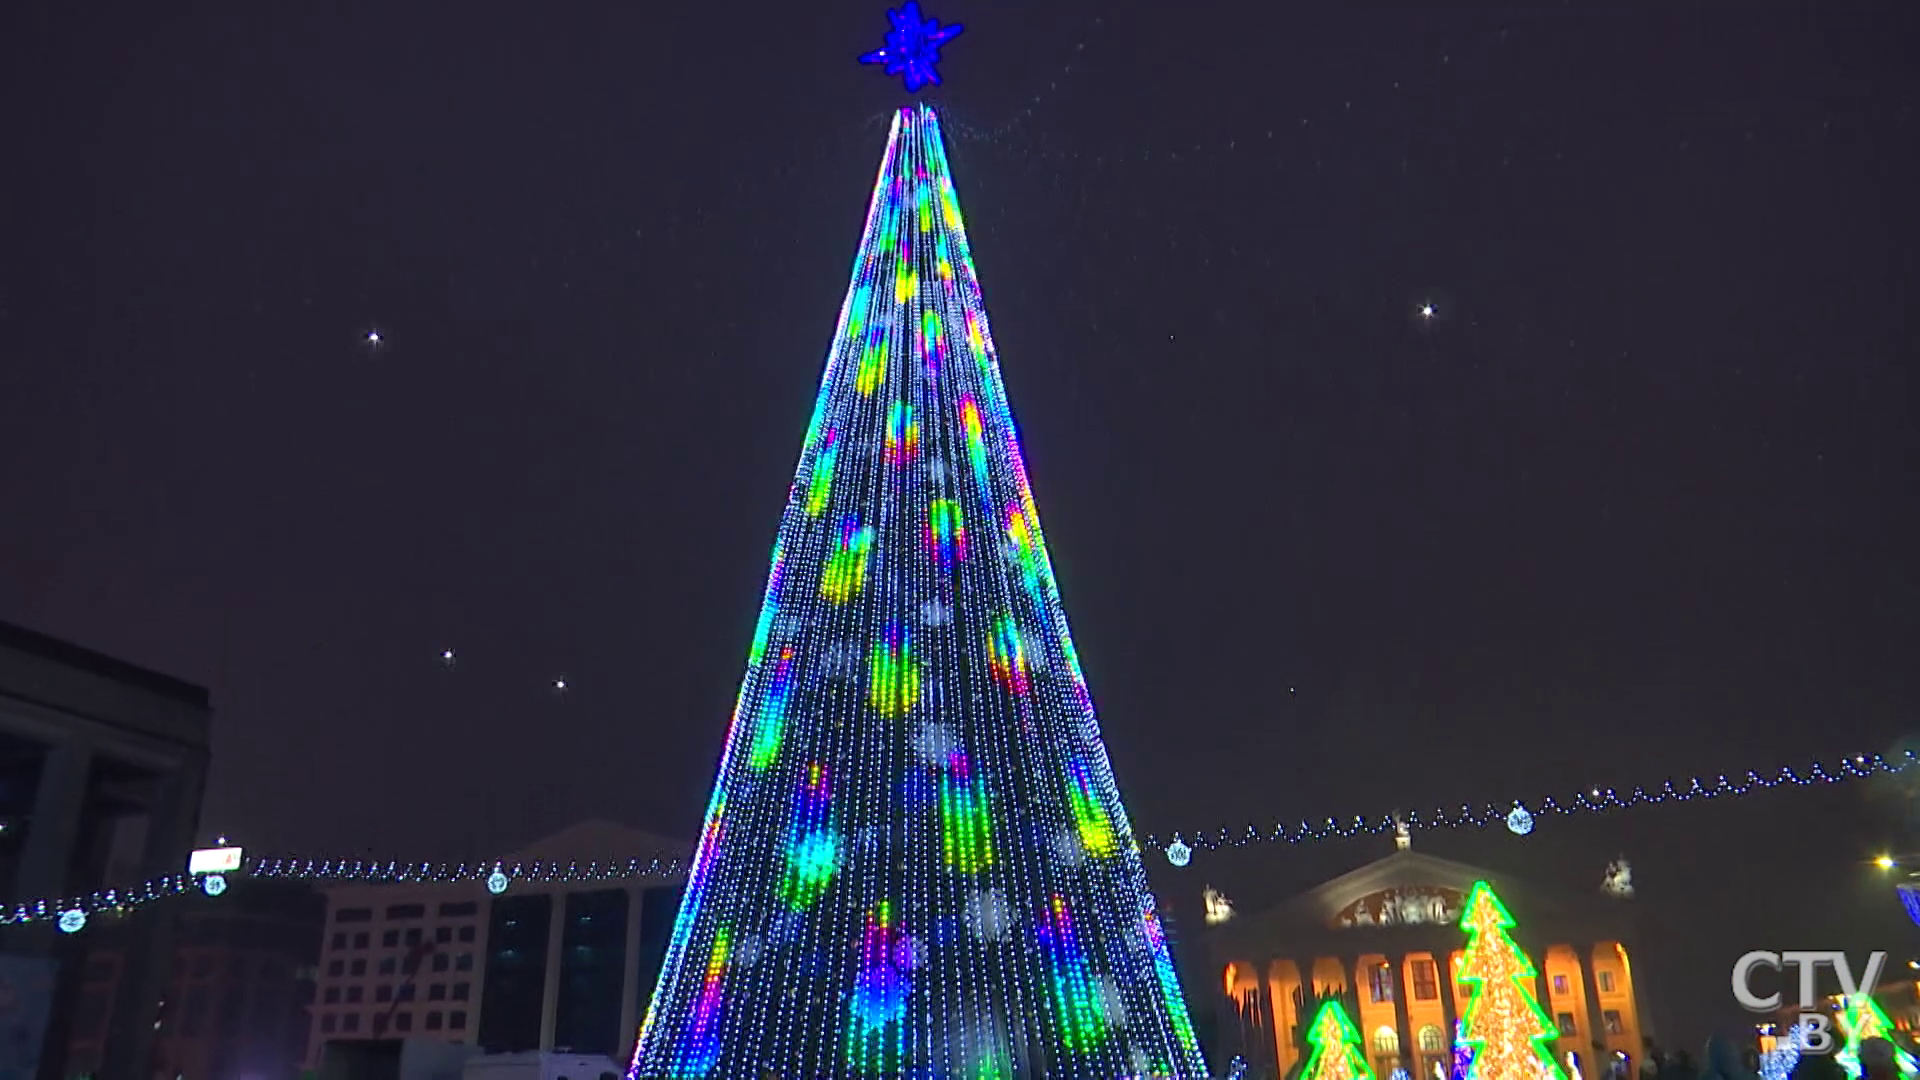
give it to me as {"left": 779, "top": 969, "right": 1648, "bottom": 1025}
{"left": 1370, "top": 964, "right": 1395, "bottom": 1004}
{"left": 1411, "top": 961, "right": 1439, "bottom": 1001}
{"left": 1418, "top": 1026, "right": 1446, "bottom": 1054}
{"left": 1373, "top": 1027, "right": 1400, "bottom": 1054}
{"left": 1552, "top": 974, "right": 1569, "bottom": 994}
{"left": 1599, "top": 971, "right": 1615, "bottom": 993}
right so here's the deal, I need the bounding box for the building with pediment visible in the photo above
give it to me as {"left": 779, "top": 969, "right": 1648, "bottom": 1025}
{"left": 1206, "top": 837, "right": 1648, "bottom": 1080}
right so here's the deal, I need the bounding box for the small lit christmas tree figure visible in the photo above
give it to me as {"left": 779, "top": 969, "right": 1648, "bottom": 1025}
{"left": 1300, "top": 998, "right": 1376, "bottom": 1080}
{"left": 1456, "top": 881, "right": 1566, "bottom": 1080}
{"left": 1835, "top": 994, "right": 1920, "bottom": 1078}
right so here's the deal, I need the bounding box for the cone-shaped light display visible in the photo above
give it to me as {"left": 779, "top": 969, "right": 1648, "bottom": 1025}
{"left": 629, "top": 104, "right": 1207, "bottom": 1079}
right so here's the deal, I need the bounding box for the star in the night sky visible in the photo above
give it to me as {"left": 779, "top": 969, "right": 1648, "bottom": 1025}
{"left": 858, "top": 3, "right": 963, "bottom": 93}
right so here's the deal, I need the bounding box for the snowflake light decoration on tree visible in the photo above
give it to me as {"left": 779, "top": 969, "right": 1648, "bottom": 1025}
{"left": 858, "top": 2, "right": 964, "bottom": 93}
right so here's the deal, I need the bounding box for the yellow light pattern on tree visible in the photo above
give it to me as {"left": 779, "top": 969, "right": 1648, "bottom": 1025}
{"left": 1456, "top": 881, "right": 1566, "bottom": 1080}
{"left": 1300, "top": 999, "right": 1376, "bottom": 1080}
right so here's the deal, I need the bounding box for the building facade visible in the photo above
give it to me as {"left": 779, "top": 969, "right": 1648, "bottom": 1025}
{"left": 64, "top": 878, "right": 326, "bottom": 1078}
{"left": 1208, "top": 844, "right": 1648, "bottom": 1080}
{"left": 305, "top": 821, "right": 687, "bottom": 1068}
{"left": 0, "top": 620, "right": 211, "bottom": 1080}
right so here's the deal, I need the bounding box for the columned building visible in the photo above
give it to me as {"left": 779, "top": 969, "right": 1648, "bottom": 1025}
{"left": 1207, "top": 842, "right": 1648, "bottom": 1080}
{"left": 0, "top": 620, "right": 211, "bottom": 1080}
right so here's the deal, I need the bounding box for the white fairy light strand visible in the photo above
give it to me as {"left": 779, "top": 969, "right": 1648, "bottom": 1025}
{"left": 1, "top": 855, "right": 688, "bottom": 930}
{"left": 2, "top": 749, "right": 1903, "bottom": 931}
{"left": 1143, "top": 750, "right": 1913, "bottom": 861}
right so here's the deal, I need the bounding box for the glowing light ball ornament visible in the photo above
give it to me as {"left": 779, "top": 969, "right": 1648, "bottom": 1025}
{"left": 202, "top": 873, "right": 228, "bottom": 897}
{"left": 1505, "top": 804, "right": 1534, "bottom": 835}
{"left": 627, "top": 82, "right": 1206, "bottom": 1079}
{"left": 57, "top": 908, "right": 86, "bottom": 934}
{"left": 486, "top": 870, "right": 509, "bottom": 895}
{"left": 1166, "top": 838, "right": 1192, "bottom": 867}
{"left": 857, "top": 2, "right": 964, "bottom": 93}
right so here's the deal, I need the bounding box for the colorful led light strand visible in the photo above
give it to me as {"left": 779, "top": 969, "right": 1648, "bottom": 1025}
{"left": 628, "top": 104, "right": 1208, "bottom": 1079}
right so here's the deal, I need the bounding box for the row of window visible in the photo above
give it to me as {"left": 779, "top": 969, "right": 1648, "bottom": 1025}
{"left": 323, "top": 981, "right": 472, "bottom": 1005}
{"left": 1366, "top": 959, "right": 1442, "bottom": 1003}
{"left": 335, "top": 901, "right": 480, "bottom": 924}
{"left": 1361, "top": 962, "right": 1619, "bottom": 1005}
{"left": 1550, "top": 970, "right": 1620, "bottom": 995}
{"left": 329, "top": 924, "right": 478, "bottom": 951}
{"left": 1556, "top": 1010, "right": 1628, "bottom": 1036}
{"left": 1363, "top": 1010, "right": 1623, "bottom": 1062}
{"left": 326, "top": 952, "right": 475, "bottom": 978}
{"left": 319, "top": 1009, "right": 467, "bottom": 1034}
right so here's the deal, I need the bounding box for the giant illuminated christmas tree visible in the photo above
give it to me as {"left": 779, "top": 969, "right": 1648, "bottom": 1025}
{"left": 626, "top": 14, "right": 1208, "bottom": 1079}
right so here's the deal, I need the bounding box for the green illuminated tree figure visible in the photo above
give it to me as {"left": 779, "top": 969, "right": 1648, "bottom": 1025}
{"left": 1836, "top": 994, "right": 1919, "bottom": 1078}
{"left": 626, "top": 104, "right": 1208, "bottom": 1079}
{"left": 1456, "top": 881, "right": 1566, "bottom": 1080}
{"left": 1300, "top": 999, "right": 1376, "bottom": 1080}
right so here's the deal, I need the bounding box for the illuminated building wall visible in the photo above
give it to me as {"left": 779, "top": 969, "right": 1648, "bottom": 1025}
{"left": 304, "top": 820, "right": 687, "bottom": 1067}
{"left": 629, "top": 104, "right": 1207, "bottom": 1079}
{"left": 1213, "top": 848, "right": 1647, "bottom": 1080}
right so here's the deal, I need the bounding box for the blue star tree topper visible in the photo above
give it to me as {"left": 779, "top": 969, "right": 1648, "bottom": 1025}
{"left": 858, "top": 2, "right": 963, "bottom": 93}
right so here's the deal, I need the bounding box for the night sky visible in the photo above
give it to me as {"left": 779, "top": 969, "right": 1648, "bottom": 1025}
{"left": 3, "top": 0, "right": 1917, "bottom": 1049}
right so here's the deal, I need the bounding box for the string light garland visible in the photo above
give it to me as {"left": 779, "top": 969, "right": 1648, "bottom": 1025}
{"left": 1146, "top": 749, "right": 1914, "bottom": 864}
{"left": 1, "top": 856, "right": 688, "bottom": 930}
{"left": 0, "top": 749, "right": 1906, "bottom": 931}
